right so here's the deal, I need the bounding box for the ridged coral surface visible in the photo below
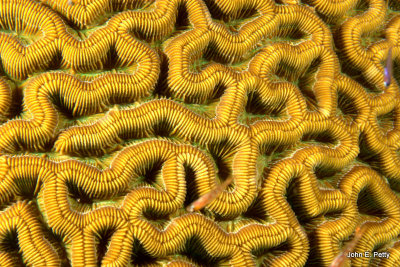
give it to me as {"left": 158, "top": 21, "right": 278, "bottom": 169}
{"left": 0, "top": 0, "right": 399, "bottom": 266}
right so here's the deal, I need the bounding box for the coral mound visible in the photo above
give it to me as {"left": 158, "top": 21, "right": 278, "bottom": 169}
{"left": 0, "top": 0, "right": 399, "bottom": 266}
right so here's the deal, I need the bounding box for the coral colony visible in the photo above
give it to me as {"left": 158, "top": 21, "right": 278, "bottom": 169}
{"left": 0, "top": 0, "right": 399, "bottom": 266}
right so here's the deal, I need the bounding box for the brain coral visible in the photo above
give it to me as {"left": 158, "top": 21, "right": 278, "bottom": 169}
{"left": 0, "top": 0, "right": 399, "bottom": 266}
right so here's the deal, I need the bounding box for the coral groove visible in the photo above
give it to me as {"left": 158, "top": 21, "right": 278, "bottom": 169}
{"left": 0, "top": 0, "right": 399, "bottom": 266}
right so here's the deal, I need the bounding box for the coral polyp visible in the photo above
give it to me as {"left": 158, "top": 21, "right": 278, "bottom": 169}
{"left": 0, "top": 0, "right": 399, "bottom": 266}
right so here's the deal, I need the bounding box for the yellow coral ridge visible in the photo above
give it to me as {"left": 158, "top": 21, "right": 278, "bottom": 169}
{"left": 0, "top": 0, "right": 399, "bottom": 266}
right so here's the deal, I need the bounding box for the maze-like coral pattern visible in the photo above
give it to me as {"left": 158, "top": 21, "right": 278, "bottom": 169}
{"left": 0, "top": 0, "right": 400, "bottom": 266}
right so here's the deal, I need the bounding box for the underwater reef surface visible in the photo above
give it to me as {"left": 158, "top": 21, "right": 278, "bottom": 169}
{"left": 0, "top": 0, "right": 399, "bottom": 266}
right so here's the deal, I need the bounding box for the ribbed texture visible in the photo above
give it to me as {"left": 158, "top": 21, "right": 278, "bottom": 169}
{"left": 0, "top": 0, "right": 399, "bottom": 266}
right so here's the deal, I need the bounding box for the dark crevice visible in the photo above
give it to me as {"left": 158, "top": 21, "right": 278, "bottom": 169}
{"left": 393, "top": 61, "right": 399, "bottom": 86}
{"left": 131, "top": 239, "right": 159, "bottom": 265}
{"left": 66, "top": 180, "right": 94, "bottom": 205}
{"left": 153, "top": 48, "right": 169, "bottom": 98}
{"left": 347, "top": 69, "right": 381, "bottom": 94}
{"left": 206, "top": 139, "right": 236, "bottom": 184}
{"left": 8, "top": 84, "right": 23, "bottom": 119}
{"left": 337, "top": 90, "right": 358, "bottom": 122}
{"left": 357, "top": 188, "right": 386, "bottom": 217}
{"left": 377, "top": 110, "right": 395, "bottom": 133}
{"left": 203, "top": 0, "right": 258, "bottom": 21}
{"left": 112, "top": 0, "right": 155, "bottom": 11}
{"left": 356, "top": 155, "right": 381, "bottom": 175}
{"left": 152, "top": 119, "right": 174, "bottom": 137}
{"left": 130, "top": 28, "right": 155, "bottom": 42}
{"left": 183, "top": 164, "right": 200, "bottom": 207}
{"left": 358, "top": 133, "right": 377, "bottom": 159}
{"left": 176, "top": 3, "right": 191, "bottom": 29}
{"left": 390, "top": 0, "right": 400, "bottom": 10}
{"left": 49, "top": 92, "right": 76, "bottom": 120}
{"left": 389, "top": 165, "right": 400, "bottom": 192}
{"left": 357, "top": 135, "right": 382, "bottom": 175}
{"left": 95, "top": 228, "right": 115, "bottom": 266}
{"left": 243, "top": 194, "right": 269, "bottom": 221}
{"left": 253, "top": 240, "right": 291, "bottom": 266}
{"left": 202, "top": 0, "right": 225, "bottom": 20}
{"left": 182, "top": 236, "right": 229, "bottom": 267}
{"left": 304, "top": 237, "right": 326, "bottom": 267}
{"left": 138, "top": 158, "right": 164, "bottom": 186}
{"left": 0, "top": 199, "right": 17, "bottom": 213}
{"left": 14, "top": 175, "right": 41, "bottom": 200}
{"left": 261, "top": 144, "right": 292, "bottom": 166}
{"left": 355, "top": 0, "right": 370, "bottom": 12}
{"left": 324, "top": 210, "right": 343, "bottom": 220}
{"left": 203, "top": 43, "right": 228, "bottom": 65}
{"left": 314, "top": 164, "right": 350, "bottom": 187}
{"left": 301, "top": 130, "right": 338, "bottom": 147}
{"left": 285, "top": 177, "right": 308, "bottom": 222}
{"left": 210, "top": 82, "right": 226, "bottom": 101}
{"left": 269, "top": 24, "right": 309, "bottom": 42}
{"left": 46, "top": 51, "right": 63, "bottom": 71}
{"left": 0, "top": 229, "right": 25, "bottom": 266}
{"left": 313, "top": 165, "right": 337, "bottom": 181}
{"left": 214, "top": 156, "right": 231, "bottom": 183}
{"left": 245, "top": 91, "right": 286, "bottom": 117}
{"left": 142, "top": 207, "right": 170, "bottom": 222}
{"left": 132, "top": 2, "right": 190, "bottom": 42}
{"left": 274, "top": 61, "right": 299, "bottom": 83}
{"left": 102, "top": 44, "right": 119, "bottom": 71}
{"left": 43, "top": 230, "right": 71, "bottom": 267}
{"left": 297, "top": 57, "right": 321, "bottom": 112}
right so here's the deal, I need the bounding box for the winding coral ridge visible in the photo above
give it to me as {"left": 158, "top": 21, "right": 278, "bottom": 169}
{"left": 0, "top": 0, "right": 399, "bottom": 266}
